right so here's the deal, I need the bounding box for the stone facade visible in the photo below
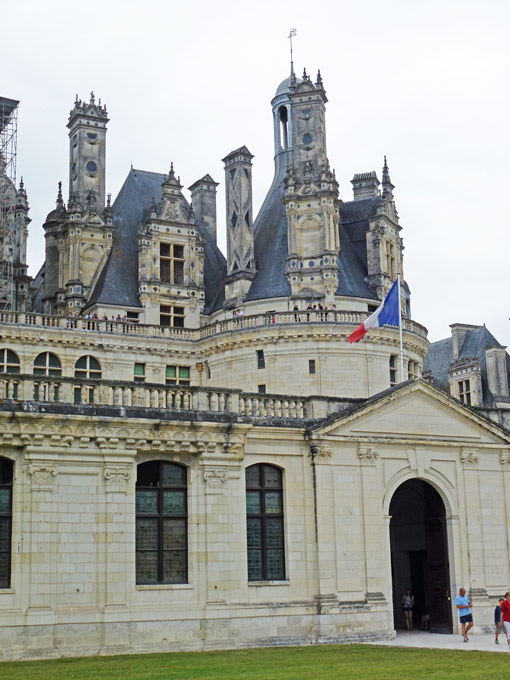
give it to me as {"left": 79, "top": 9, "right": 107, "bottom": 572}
{"left": 0, "top": 68, "right": 509, "bottom": 660}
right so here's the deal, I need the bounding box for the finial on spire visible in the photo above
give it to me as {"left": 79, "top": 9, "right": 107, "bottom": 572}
{"left": 90, "top": 91, "right": 95, "bottom": 105}
{"left": 19, "top": 177, "right": 24, "bottom": 191}
{"left": 169, "top": 162, "right": 175, "bottom": 179}
{"left": 316, "top": 69, "right": 323, "bottom": 89}
{"left": 106, "top": 193, "right": 111, "bottom": 208}
{"left": 75, "top": 94, "right": 79, "bottom": 103}
{"left": 288, "top": 28, "right": 297, "bottom": 76}
{"left": 303, "top": 67, "right": 307, "bottom": 79}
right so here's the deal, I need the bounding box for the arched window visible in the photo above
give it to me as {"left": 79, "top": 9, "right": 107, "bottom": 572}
{"left": 74, "top": 356, "right": 101, "bottom": 380}
{"left": 0, "top": 458, "right": 13, "bottom": 588}
{"left": 278, "top": 106, "right": 289, "bottom": 150}
{"left": 245, "top": 464, "right": 285, "bottom": 581}
{"left": 0, "top": 350, "right": 20, "bottom": 375}
{"left": 135, "top": 461, "right": 187, "bottom": 585}
{"left": 34, "top": 352, "right": 61, "bottom": 377}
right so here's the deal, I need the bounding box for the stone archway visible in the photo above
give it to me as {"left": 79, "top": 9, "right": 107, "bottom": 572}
{"left": 389, "top": 479, "right": 452, "bottom": 633}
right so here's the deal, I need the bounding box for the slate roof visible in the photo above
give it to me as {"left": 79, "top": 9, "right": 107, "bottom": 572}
{"left": 424, "top": 325, "right": 510, "bottom": 406}
{"left": 87, "top": 168, "right": 226, "bottom": 314}
{"left": 246, "top": 156, "right": 380, "bottom": 303}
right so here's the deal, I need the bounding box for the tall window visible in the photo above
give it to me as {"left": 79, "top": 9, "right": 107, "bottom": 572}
{"left": 0, "top": 350, "right": 20, "bottom": 374}
{"left": 160, "top": 305, "right": 185, "bottom": 328}
{"left": 389, "top": 355, "right": 398, "bottom": 386}
{"left": 386, "top": 241, "right": 395, "bottom": 278}
{"left": 74, "top": 356, "right": 102, "bottom": 404}
{"left": 245, "top": 464, "right": 285, "bottom": 581}
{"left": 408, "top": 360, "right": 419, "bottom": 380}
{"left": 136, "top": 461, "right": 187, "bottom": 585}
{"left": 458, "top": 379, "right": 471, "bottom": 405}
{"left": 75, "top": 356, "right": 101, "bottom": 380}
{"left": 0, "top": 458, "right": 13, "bottom": 588}
{"left": 34, "top": 352, "right": 61, "bottom": 377}
{"left": 165, "top": 366, "right": 190, "bottom": 386}
{"left": 256, "top": 350, "right": 265, "bottom": 369}
{"left": 134, "top": 363, "right": 146, "bottom": 383}
{"left": 160, "top": 243, "right": 184, "bottom": 285}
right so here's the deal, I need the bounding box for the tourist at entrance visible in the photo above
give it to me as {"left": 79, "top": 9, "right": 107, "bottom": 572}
{"left": 494, "top": 598, "right": 504, "bottom": 644}
{"left": 402, "top": 589, "right": 414, "bottom": 630}
{"left": 499, "top": 592, "right": 510, "bottom": 648}
{"left": 455, "top": 587, "right": 473, "bottom": 642}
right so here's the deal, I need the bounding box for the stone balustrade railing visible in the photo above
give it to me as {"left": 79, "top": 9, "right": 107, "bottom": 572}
{"left": 0, "top": 309, "right": 428, "bottom": 342}
{"left": 0, "top": 375, "right": 321, "bottom": 420}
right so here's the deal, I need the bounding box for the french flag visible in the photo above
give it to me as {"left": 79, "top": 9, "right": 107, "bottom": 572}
{"left": 348, "top": 279, "right": 400, "bottom": 343}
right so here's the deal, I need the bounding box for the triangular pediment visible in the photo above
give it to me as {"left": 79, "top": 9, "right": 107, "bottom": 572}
{"left": 312, "top": 381, "right": 510, "bottom": 445}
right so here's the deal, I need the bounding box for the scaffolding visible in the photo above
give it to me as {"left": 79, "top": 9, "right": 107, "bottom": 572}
{"left": 0, "top": 97, "right": 19, "bottom": 311}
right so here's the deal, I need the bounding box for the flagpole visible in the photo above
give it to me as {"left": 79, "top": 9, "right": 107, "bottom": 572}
{"left": 397, "top": 273, "right": 404, "bottom": 382}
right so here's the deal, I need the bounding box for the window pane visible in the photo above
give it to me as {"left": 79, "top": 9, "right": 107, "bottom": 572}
{"left": 6, "top": 366, "right": 19, "bottom": 375}
{"left": 247, "top": 549, "right": 262, "bottom": 580}
{"left": 163, "top": 490, "right": 185, "bottom": 514}
{"left": 162, "top": 464, "right": 186, "bottom": 486}
{"left": 178, "top": 366, "right": 190, "bottom": 379}
{"left": 174, "top": 245, "right": 184, "bottom": 259}
{"left": 137, "top": 461, "right": 159, "bottom": 487}
{"left": 0, "top": 460, "right": 13, "bottom": 484}
{"left": 136, "top": 518, "right": 158, "bottom": 550}
{"left": 0, "top": 489, "right": 10, "bottom": 513}
{"left": 0, "top": 518, "right": 10, "bottom": 550}
{"left": 163, "top": 550, "right": 186, "bottom": 583}
{"left": 266, "top": 549, "right": 285, "bottom": 580}
{"left": 33, "top": 368, "right": 45, "bottom": 376}
{"left": 247, "top": 518, "right": 261, "bottom": 548}
{"left": 160, "top": 243, "right": 170, "bottom": 257}
{"left": 245, "top": 466, "right": 260, "bottom": 488}
{"left": 263, "top": 466, "right": 281, "bottom": 488}
{"left": 136, "top": 551, "right": 158, "bottom": 584}
{"left": 174, "top": 262, "right": 184, "bottom": 285}
{"left": 246, "top": 491, "right": 260, "bottom": 514}
{"left": 6, "top": 351, "right": 18, "bottom": 364}
{"left": 136, "top": 491, "right": 158, "bottom": 514}
{"left": 264, "top": 492, "right": 282, "bottom": 514}
{"left": 266, "top": 518, "right": 283, "bottom": 548}
{"left": 89, "top": 357, "right": 101, "bottom": 371}
{"left": 166, "top": 366, "right": 176, "bottom": 379}
{"left": 0, "top": 551, "right": 9, "bottom": 588}
{"left": 49, "top": 368, "right": 61, "bottom": 377}
{"left": 134, "top": 363, "right": 145, "bottom": 376}
{"left": 48, "top": 354, "right": 60, "bottom": 368}
{"left": 163, "top": 519, "right": 186, "bottom": 550}
{"left": 34, "top": 354, "right": 46, "bottom": 367}
{"left": 76, "top": 356, "right": 87, "bottom": 369}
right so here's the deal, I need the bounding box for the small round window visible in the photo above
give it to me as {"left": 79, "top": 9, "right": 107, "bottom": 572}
{"left": 87, "top": 133, "right": 97, "bottom": 141}
{"left": 86, "top": 161, "right": 97, "bottom": 174}
{"left": 303, "top": 133, "right": 313, "bottom": 146}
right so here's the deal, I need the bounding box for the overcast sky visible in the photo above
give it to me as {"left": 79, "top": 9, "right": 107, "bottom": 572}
{"left": 3, "top": 0, "right": 509, "bottom": 346}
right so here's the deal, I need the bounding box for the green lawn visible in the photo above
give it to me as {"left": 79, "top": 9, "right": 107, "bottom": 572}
{"left": 0, "top": 644, "right": 507, "bottom": 680}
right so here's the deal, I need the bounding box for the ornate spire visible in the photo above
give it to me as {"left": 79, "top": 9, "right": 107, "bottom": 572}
{"left": 382, "top": 156, "right": 394, "bottom": 199}
{"left": 315, "top": 69, "right": 323, "bottom": 89}
{"left": 56, "top": 181, "right": 64, "bottom": 208}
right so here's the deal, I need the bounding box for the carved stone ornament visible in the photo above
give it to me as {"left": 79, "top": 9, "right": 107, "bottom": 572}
{"left": 460, "top": 448, "right": 479, "bottom": 466}
{"left": 358, "top": 445, "right": 378, "bottom": 464}
{"left": 203, "top": 469, "right": 229, "bottom": 488}
{"left": 28, "top": 464, "right": 58, "bottom": 490}
{"left": 500, "top": 452, "right": 510, "bottom": 466}
{"left": 104, "top": 466, "right": 131, "bottom": 492}
{"left": 309, "top": 445, "right": 333, "bottom": 462}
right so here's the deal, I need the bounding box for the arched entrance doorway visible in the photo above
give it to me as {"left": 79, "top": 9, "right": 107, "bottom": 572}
{"left": 389, "top": 479, "right": 452, "bottom": 633}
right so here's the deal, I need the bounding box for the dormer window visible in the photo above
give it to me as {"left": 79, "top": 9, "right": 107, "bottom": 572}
{"left": 160, "top": 243, "right": 184, "bottom": 285}
{"left": 458, "top": 379, "right": 471, "bottom": 405}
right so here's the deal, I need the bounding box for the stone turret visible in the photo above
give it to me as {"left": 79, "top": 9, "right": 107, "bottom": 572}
{"left": 280, "top": 68, "right": 341, "bottom": 304}
{"left": 67, "top": 92, "right": 109, "bottom": 209}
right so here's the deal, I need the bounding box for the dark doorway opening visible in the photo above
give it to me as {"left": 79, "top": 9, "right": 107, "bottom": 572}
{"left": 390, "top": 479, "right": 452, "bottom": 633}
